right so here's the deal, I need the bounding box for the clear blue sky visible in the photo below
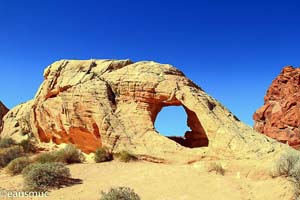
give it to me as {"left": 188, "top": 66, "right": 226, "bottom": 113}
{"left": 0, "top": 0, "right": 300, "bottom": 135}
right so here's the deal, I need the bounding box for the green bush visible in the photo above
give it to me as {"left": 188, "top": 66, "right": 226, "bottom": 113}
{"left": 100, "top": 187, "right": 140, "bottom": 200}
{"left": 23, "top": 162, "right": 71, "bottom": 191}
{"left": 0, "top": 146, "right": 23, "bottom": 167}
{"left": 35, "top": 152, "right": 62, "bottom": 164}
{"left": 0, "top": 138, "right": 16, "bottom": 148}
{"left": 6, "top": 156, "right": 31, "bottom": 175}
{"left": 56, "top": 144, "right": 85, "bottom": 164}
{"left": 115, "top": 151, "right": 137, "bottom": 163}
{"left": 95, "top": 147, "right": 113, "bottom": 163}
{"left": 207, "top": 162, "right": 225, "bottom": 176}
{"left": 19, "top": 139, "right": 37, "bottom": 153}
{"left": 35, "top": 145, "right": 84, "bottom": 164}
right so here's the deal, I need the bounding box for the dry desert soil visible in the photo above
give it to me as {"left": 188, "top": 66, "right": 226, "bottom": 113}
{"left": 0, "top": 160, "right": 294, "bottom": 200}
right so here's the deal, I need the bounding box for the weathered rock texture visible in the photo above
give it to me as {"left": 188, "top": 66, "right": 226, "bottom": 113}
{"left": 254, "top": 66, "right": 300, "bottom": 148}
{"left": 0, "top": 101, "right": 9, "bottom": 131}
{"left": 0, "top": 60, "right": 292, "bottom": 161}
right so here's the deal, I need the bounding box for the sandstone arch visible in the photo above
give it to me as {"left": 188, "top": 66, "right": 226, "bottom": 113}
{"left": 0, "top": 59, "right": 291, "bottom": 162}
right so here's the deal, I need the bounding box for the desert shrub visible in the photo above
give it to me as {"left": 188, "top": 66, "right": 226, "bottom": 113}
{"left": 275, "top": 151, "right": 300, "bottom": 177}
{"left": 208, "top": 162, "right": 225, "bottom": 176}
{"left": 35, "top": 152, "right": 62, "bottom": 164}
{"left": 55, "top": 144, "right": 85, "bottom": 164}
{"left": 95, "top": 147, "right": 113, "bottom": 163}
{"left": 100, "top": 187, "right": 140, "bottom": 200}
{"left": 115, "top": 151, "right": 137, "bottom": 163}
{"left": 290, "top": 161, "right": 300, "bottom": 198}
{"left": 6, "top": 156, "right": 31, "bottom": 175}
{"left": 0, "top": 146, "right": 23, "bottom": 167}
{"left": 0, "top": 138, "right": 16, "bottom": 148}
{"left": 35, "top": 145, "right": 84, "bottom": 164}
{"left": 23, "top": 162, "right": 71, "bottom": 191}
{"left": 274, "top": 151, "right": 300, "bottom": 199}
{"left": 19, "top": 139, "right": 37, "bottom": 153}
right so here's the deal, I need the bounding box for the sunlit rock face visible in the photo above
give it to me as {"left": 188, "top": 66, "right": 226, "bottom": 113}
{"left": 0, "top": 59, "right": 290, "bottom": 162}
{"left": 254, "top": 66, "right": 300, "bottom": 148}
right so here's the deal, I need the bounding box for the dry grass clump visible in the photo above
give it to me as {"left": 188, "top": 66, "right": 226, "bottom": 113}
{"left": 56, "top": 144, "right": 85, "bottom": 164}
{"left": 0, "top": 137, "right": 16, "bottom": 148}
{"left": 35, "top": 144, "right": 84, "bottom": 164}
{"left": 115, "top": 151, "right": 137, "bottom": 163}
{"left": 100, "top": 187, "right": 140, "bottom": 200}
{"left": 274, "top": 151, "right": 300, "bottom": 177}
{"left": 94, "top": 147, "right": 113, "bottom": 163}
{"left": 6, "top": 156, "right": 31, "bottom": 175}
{"left": 0, "top": 146, "right": 24, "bottom": 168}
{"left": 208, "top": 162, "right": 225, "bottom": 176}
{"left": 19, "top": 139, "right": 37, "bottom": 153}
{"left": 35, "top": 152, "right": 61, "bottom": 164}
{"left": 0, "top": 138, "right": 37, "bottom": 170}
{"left": 273, "top": 151, "right": 300, "bottom": 199}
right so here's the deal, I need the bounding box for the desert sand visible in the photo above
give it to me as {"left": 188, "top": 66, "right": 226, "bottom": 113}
{"left": 0, "top": 160, "right": 293, "bottom": 200}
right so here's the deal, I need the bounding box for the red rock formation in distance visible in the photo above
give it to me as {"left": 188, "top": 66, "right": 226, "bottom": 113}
{"left": 253, "top": 66, "right": 300, "bottom": 148}
{"left": 0, "top": 101, "right": 9, "bottom": 130}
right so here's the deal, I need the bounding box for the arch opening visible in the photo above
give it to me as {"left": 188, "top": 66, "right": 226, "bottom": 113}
{"left": 154, "top": 105, "right": 209, "bottom": 148}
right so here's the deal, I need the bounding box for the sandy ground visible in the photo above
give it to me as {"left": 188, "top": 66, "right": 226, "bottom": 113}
{"left": 0, "top": 161, "right": 294, "bottom": 200}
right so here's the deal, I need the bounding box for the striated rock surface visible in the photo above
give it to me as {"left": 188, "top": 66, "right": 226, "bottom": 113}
{"left": 1, "top": 101, "right": 33, "bottom": 142}
{"left": 0, "top": 101, "right": 9, "bottom": 131}
{"left": 0, "top": 59, "right": 292, "bottom": 162}
{"left": 254, "top": 66, "right": 300, "bottom": 148}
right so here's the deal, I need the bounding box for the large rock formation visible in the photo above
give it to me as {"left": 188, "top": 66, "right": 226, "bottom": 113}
{"left": 254, "top": 66, "right": 300, "bottom": 148}
{"left": 0, "top": 60, "right": 291, "bottom": 161}
{"left": 0, "top": 101, "right": 9, "bottom": 131}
